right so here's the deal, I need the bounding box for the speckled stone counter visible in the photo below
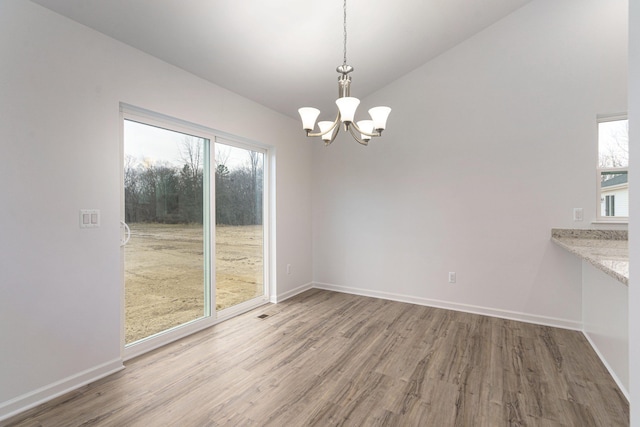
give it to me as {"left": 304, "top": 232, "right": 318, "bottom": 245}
{"left": 551, "top": 229, "right": 628, "bottom": 285}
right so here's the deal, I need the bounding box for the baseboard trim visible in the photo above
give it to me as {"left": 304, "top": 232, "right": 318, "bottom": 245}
{"left": 581, "top": 331, "right": 629, "bottom": 401}
{"left": 312, "top": 282, "right": 583, "bottom": 331}
{"left": 273, "top": 282, "right": 314, "bottom": 303}
{"left": 0, "top": 358, "right": 124, "bottom": 422}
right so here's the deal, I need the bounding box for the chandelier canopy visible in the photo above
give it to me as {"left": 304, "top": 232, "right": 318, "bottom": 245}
{"left": 298, "top": 0, "right": 391, "bottom": 146}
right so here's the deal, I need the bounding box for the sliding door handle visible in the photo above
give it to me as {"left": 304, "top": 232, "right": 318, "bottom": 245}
{"left": 120, "top": 221, "right": 131, "bottom": 247}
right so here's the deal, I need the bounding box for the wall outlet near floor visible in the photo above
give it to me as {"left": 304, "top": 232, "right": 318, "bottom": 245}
{"left": 286, "top": 264, "right": 292, "bottom": 275}
{"left": 448, "top": 272, "right": 456, "bottom": 283}
{"left": 573, "top": 208, "right": 584, "bottom": 221}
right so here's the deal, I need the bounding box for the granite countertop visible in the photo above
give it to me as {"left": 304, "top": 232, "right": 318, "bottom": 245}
{"left": 551, "top": 229, "right": 628, "bottom": 285}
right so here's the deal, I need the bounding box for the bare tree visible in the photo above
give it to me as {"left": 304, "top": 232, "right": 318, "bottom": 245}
{"left": 247, "top": 151, "right": 262, "bottom": 224}
{"left": 599, "top": 120, "right": 629, "bottom": 168}
{"left": 124, "top": 155, "right": 139, "bottom": 222}
{"left": 215, "top": 146, "right": 230, "bottom": 170}
{"left": 178, "top": 136, "right": 204, "bottom": 223}
{"left": 179, "top": 136, "right": 203, "bottom": 179}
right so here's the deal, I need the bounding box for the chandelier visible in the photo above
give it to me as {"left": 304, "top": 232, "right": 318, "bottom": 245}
{"left": 298, "top": 0, "right": 391, "bottom": 146}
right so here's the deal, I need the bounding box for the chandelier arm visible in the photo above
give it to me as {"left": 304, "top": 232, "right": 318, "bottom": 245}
{"left": 347, "top": 124, "right": 370, "bottom": 146}
{"left": 324, "top": 124, "right": 341, "bottom": 146}
{"left": 306, "top": 113, "right": 341, "bottom": 137}
{"left": 350, "top": 120, "right": 382, "bottom": 138}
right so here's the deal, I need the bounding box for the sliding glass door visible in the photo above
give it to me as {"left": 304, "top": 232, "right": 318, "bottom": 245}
{"left": 120, "top": 108, "right": 269, "bottom": 357}
{"left": 214, "top": 141, "right": 266, "bottom": 313}
{"left": 123, "top": 119, "right": 211, "bottom": 346}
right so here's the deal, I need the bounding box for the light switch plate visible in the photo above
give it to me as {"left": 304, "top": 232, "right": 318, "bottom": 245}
{"left": 80, "top": 209, "right": 100, "bottom": 228}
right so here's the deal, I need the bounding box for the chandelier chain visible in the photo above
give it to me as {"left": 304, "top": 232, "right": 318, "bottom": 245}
{"left": 343, "top": 0, "right": 347, "bottom": 66}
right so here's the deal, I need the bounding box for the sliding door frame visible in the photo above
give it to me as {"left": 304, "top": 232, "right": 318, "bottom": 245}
{"left": 214, "top": 136, "right": 271, "bottom": 323}
{"left": 119, "top": 104, "right": 271, "bottom": 361}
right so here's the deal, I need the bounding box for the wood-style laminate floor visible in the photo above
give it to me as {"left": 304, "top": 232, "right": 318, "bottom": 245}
{"left": 4, "top": 289, "right": 629, "bottom": 426}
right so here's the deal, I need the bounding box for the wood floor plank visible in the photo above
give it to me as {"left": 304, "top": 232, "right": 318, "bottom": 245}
{"left": 2, "top": 289, "right": 628, "bottom": 426}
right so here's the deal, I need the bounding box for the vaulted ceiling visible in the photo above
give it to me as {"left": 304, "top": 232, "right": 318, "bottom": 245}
{"left": 31, "top": 0, "right": 533, "bottom": 119}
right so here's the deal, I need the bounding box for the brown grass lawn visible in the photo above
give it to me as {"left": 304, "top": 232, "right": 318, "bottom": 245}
{"left": 124, "top": 223, "right": 263, "bottom": 344}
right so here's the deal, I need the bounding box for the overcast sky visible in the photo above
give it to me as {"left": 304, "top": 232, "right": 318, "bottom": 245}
{"left": 124, "top": 120, "right": 253, "bottom": 171}
{"left": 598, "top": 119, "right": 629, "bottom": 168}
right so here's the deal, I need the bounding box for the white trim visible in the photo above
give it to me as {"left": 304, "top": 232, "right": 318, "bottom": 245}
{"left": 215, "top": 135, "right": 270, "bottom": 154}
{"left": 312, "top": 282, "right": 583, "bottom": 331}
{"left": 596, "top": 167, "right": 628, "bottom": 221}
{"left": 119, "top": 109, "right": 126, "bottom": 360}
{"left": 121, "top": 107, "right": 219, "bottom": 146}
{"left": 120, "top": 103, "right": 266, "bottom": 150}
{"left": 124, "top": 316, "right": 217, "bottom": 361}
{"left": 216, "top": 296, "right": 270, "bottom": 322}
{"left": 206, "top": 135, "right": 215, "bottom": 319}
{"left": 268, "top": 149, "right": 278, "bottom": 304}
{"left": 125, "top": 296, "right": 272, "bottom": 361}
{"left": 0, "top": 359, "right": 124, "bottom": 422}
{"left": 273, "top": 282, "right": 314, "bottom": 303}
{"left": 582, "top": 331, "right": 629, "bottom": 400}
{"left": 263, "top": 146, "right": 272, "bottom": 312}
{"left": 596, "top": 112, "right": 628, "bottom": 122}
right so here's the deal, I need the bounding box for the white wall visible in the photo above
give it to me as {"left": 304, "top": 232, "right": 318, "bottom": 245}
{"left": 0, "top": 0, "right": 312, "bottom": 419}
{"left": 312, "top": 0, "right": 628, "bottom": 327}
{"left": 582, "top": 262, "right": 628, "bottom": 395}
{"left": 628, "top": 0, "right": 639, "bottom": 424}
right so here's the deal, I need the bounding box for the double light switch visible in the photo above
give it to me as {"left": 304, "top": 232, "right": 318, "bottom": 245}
{"left": 79, "top": 209, "right": 100, "bottom": 228}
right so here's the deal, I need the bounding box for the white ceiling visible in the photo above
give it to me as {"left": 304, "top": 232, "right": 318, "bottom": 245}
{"left": 31, "top": 0, "right": 533, "bottom": 119}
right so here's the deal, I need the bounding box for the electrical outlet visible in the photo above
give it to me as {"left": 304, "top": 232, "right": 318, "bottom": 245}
{"left": 286, "top": 264, "right": 292, "bottom": 275}
{"left": 448, "top": 272, "right": 456, "bottom": 283}
{"left": 573, "top": 208, "right": 583, "bottom": 221}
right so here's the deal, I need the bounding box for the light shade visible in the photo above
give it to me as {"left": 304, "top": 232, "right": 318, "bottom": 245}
{"left": 357, "top": 120, "right": 374, "bottom": 142}
{"left": 318, "top": 121, "right": 335, "bottom": 142}
{"left": 298, "top": 107, "right": 320, "bottom": 131}
{"left": 335, "top": 97, "right": 360, "bottom": 123}
{"left": 368, "top": 106, "right": 391, "bottom": 131}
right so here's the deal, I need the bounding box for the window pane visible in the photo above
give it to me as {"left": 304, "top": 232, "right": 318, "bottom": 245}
{"left": 598, "top": 119, "right": 628, "bottom": 168}
{"left": 124, "top": 119, "right": 210, "bottom": 344}
{"left": 215, "top": 143, "right": 265, "bottom": 311}
{"left": 600, "top": 170, "right": 628, "bottom": 217}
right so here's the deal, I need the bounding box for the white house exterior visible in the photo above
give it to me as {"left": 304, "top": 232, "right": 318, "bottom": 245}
{"left": 601, "top": 173, "right": 629, "bottom": 217}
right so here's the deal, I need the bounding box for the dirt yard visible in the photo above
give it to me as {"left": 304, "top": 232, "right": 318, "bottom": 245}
{"left": 124, "top": 223, "right": 263, "bottom": 344}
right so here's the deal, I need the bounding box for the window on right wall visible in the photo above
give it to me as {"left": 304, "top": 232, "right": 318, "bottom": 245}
{"left": 597, "top": 115, "right": 628, "bottom": 221}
